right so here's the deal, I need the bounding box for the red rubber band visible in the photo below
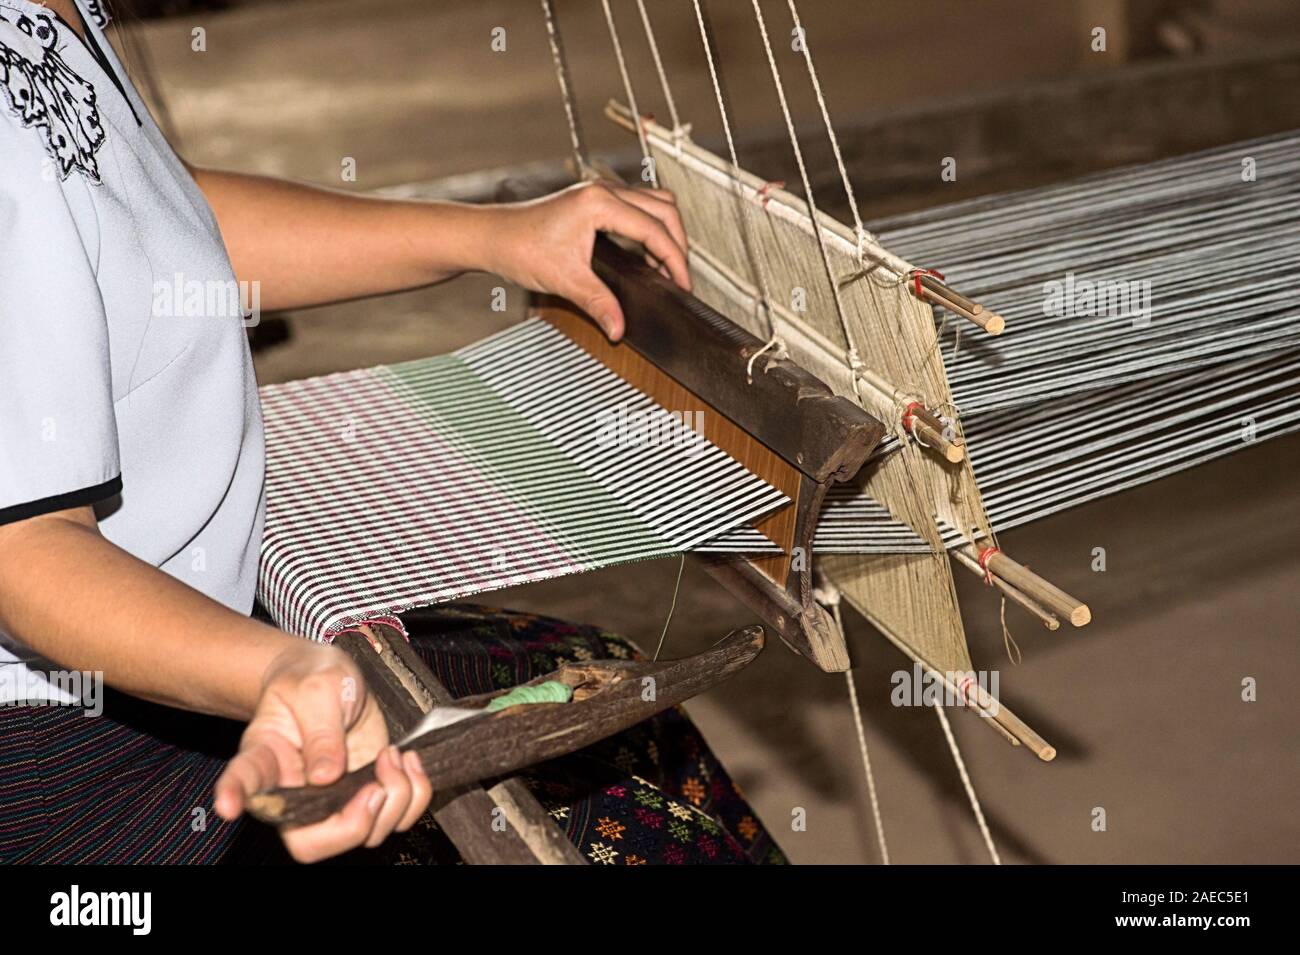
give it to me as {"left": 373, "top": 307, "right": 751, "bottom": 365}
{"left": 977, "top": 546, "right": 1001, "bottom": 586}
{"left": 756, "top": 180, "right": 785, "bottom": 208}
{"left": 957, "top": 674, "right": 976, "bottom": 705}
{"left": 910, "top": 267, "right": 946, "bottom": 298}
{"left": 902, "top": 400, "right": 925, "bottom": 433}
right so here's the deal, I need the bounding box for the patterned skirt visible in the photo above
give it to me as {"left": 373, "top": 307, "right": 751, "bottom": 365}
{"left": 0, "top": 605, "right": 786, "bottom": 865}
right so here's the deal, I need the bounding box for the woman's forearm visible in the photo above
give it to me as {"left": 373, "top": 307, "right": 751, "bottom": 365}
{"left": 0, "top": 509, "right": 299, "bottom": 720}
{"left": 189, "top": 169, "right": 692, "bottom": 340}
{"left": 191, "top": 166, "right": 499, "bottom": 311}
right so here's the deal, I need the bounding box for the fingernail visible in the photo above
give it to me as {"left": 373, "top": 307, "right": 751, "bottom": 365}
{"left": 368, "top": 787, "right": 385, "bottom": 813}
{"left": 311, "top": 759, "right": 333, "bottom": 779}
{"left": 388, "top": 745, "right": 401, "bottom": 766}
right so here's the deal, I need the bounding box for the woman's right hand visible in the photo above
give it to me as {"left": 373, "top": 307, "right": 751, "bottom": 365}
{"left": 213, "top": 641, "right": 432, "bottom": 862}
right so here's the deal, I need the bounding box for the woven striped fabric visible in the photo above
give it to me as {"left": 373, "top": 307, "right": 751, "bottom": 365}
{"left": 258, "top": 319, "right": 789, "bottom": 638}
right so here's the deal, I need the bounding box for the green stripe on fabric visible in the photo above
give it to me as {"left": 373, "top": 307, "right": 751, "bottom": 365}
{"left": 381, "top": 357, "right": 668, "bottom": 566}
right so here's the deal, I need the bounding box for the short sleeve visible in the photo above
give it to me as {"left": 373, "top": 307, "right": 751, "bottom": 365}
{"left": 0, "top": 115, "right": 121, "bottom": 524}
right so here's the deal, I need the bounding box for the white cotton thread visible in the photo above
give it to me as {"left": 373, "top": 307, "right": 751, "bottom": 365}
{"left": 600, "top": 0, "right": 656, "bottom": 188}
{"left": 634, "top": 0, "right": 688, "bottom": 156}
{"left": 749, "top": 0, "right": 857, "bottom": 363}
{"left": 933, "top": 702, "right": 1001, "bottom": 865}
{"left": 746, "top": 333, "right": 789, "bottom": 383}
{"left": 539, "top": 0, "right": 588, "bottom": 177}
{"left": 817, "top": 586, "right": 891, "bottom": 865}
{"left": 690, "top": 0, "right": 777, "bottom": 338}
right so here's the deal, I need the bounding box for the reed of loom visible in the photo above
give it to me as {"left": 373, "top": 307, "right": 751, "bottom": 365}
{"left": 499, "top": 223, "right": 1065, "bottom": 760}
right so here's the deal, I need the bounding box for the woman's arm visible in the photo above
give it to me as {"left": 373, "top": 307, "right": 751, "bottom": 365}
{"left": 192, "top": 168, "right": 690, "bottom": 341}
{"left": 0, "top": 508, "right": 431, "bottom": 862}
{"left": 0, "top": 507, "right": 285, "bottom": 718}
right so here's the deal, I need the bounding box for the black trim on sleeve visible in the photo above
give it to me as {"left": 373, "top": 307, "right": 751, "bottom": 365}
{"left": 0, "top": 475, "right": 123, "bottom": 526}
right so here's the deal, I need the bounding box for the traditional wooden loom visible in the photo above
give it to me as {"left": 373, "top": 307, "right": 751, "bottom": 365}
{"left": 248, "top": 1, "right": 1300, "bottom": 863}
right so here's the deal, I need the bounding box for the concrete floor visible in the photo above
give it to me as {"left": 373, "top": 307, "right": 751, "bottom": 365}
{"left": 119, "top": 0, "right": 1300, "bottom": 863}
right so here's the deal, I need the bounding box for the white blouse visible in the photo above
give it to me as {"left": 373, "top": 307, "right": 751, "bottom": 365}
{"left": 0, "top": 0, "right": 265, "bottom": 702}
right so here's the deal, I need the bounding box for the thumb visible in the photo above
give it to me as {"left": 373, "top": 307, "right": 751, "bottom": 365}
{"left": 287, "top": 676, "right": 353, "bottom": 785}
{"left": 566, "top": 268, "right": 625, "bottom": 342}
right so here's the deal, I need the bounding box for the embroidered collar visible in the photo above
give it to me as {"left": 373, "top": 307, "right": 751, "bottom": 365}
{"left": 85, "top": 0, "right": 110, "bottom": 29}
{"left": 0, "top": 6, "right": 107, "bottom": 183}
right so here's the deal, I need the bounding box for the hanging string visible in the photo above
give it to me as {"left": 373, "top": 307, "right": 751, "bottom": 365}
{"left": 979, "top": 540, "right": 1023, "bottom": 664}
{"left": 785, "top": 0, "right": 873, "bottom": 258}
{"left": 815, "top": 580, "right": 890, "bottom": 864}
{"left": 600, "top": 0, "right": 657, "bottom": 188}
{"left": 652, "top": 552, "right": 687, "bottom": 661}
{"left": 844, "top": 669, "right": 891, "bottom": 864}
{"left": 539, "top": 0, "right": 590, "bottom": 178}
{"left": 933, "top": 702, "right": 1002, "bottom": 864}
{"left": 634, "top": 0, "right": 689, "bottom": 153}
{"left": 745, "top": 334, "right": 789, "bottom": 383}
{"left": 690, "top": 0, "right": 779, "bottom": 342}
{"left": 749, "top": 0, "right": 861, "bottom": 387}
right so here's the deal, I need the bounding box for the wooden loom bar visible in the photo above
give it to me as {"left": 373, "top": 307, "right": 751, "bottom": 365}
{"left": 583, "top": 238, "right": 882, "bottom": 671}
{"left": 853, "top": 365, "right": 966, "bottom": 464}
{"left": 951, "top": 548, "right": 1060, "bottom": 631}
{"left": 843, "top": 592, "right": 1057, "bottom": 760}
{"left": 914, "top": 275, "right": 1006, "bottom": 336}
{"left": 958, "top": 544, "right": 1092, "bottom": 628}
{"left": 248, "top": 626, "right": 766, "bottom": 828}
{"left": 966, "top": 682, "right": 1057, "bottom": 761}
{"left": 904, "top": 404, "right": 966, "bottom": 464}
{"left": 919, "top": 273, "right": 982, "bottom": 315}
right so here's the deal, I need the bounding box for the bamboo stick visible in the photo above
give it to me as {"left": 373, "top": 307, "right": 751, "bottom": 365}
{"left": 959, "top": 544, "right": 1092, "bottom": 627}
{"left": 854, "top": 367, "right": 966, "bottom": 463}
{"left": 916, "top": 281, "right": 1006, "bottom": 335}
{"left": 904, "top": 404, "right": 966, "bottom": 464}
{"left": 914, "top": 658, "right": 1055, "bottom": 760}
{"left": 952, "top": 549, "right": 1060, "bottom": 631}
{"left": 966, "top": 683, "right": 1057, "bottom": 761}
{"left": 919, "top": 273, "right": 982, "bottom": 314}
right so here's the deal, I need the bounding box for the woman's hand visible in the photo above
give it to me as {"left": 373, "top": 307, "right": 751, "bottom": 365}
{"left": 213, "top": 641, "right": 432, "bottom": 863}
{"left": 482, "top": 181, "right": 692, "bottom": 342}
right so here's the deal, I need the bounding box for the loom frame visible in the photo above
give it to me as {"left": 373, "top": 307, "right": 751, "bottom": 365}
{"left": 519, "top": 232, "right": 887, "bottom": 672}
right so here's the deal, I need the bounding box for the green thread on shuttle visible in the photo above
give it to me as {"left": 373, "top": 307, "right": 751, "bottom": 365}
{"left": 485, "top": 681, "right": 573, "bottom": 712}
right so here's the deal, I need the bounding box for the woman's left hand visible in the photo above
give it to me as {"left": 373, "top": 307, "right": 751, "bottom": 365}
{"left": 482, "top": 181, "right": 692, "bottom": 342}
